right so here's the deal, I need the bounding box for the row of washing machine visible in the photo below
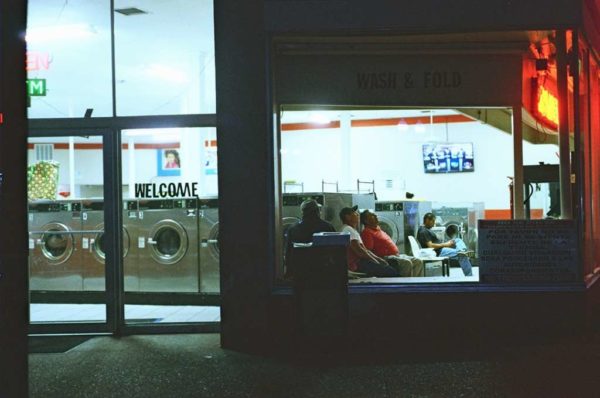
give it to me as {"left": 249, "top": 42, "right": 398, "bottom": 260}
{"left": 28, "top": 198, "right": 220, "bottom": 293}
{"left": 281, "top": 192, "right": 432, "bottom": 257}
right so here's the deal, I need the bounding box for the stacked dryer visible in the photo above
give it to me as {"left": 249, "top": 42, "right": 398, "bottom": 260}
{"left": 28, "top": 200, "right": 83, "bottom": 291}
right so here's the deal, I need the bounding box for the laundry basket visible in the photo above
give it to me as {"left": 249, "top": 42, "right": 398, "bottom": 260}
{"left": 27, "top": 160, "right": 60, "bottom": 200}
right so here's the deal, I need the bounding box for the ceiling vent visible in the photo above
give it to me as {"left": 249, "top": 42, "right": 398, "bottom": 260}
{"left": 114, "top": 7, "right": 147, "bottom": 16}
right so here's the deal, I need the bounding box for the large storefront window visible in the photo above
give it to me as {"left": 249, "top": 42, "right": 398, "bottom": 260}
{"left": 26, "top": 0, "right": 219, "bottom": 332}
{"left": 278, "top": 106, "right": 559, "bottom": 284}
{"left": 583, "top": 47, "right": 600, "bottom": 279}
{"left": 114, "top": 0, "right": 215, "bottom": 116}
{"left": 26, "top": 0, "right": 216, "bottom": 118}
{"left": 27, "top": 0, "right": 112, "bottom": 118}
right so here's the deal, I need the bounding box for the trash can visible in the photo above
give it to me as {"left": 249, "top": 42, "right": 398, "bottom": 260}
{"left": 291, "top": 242, "right": 348, "bottom": 350}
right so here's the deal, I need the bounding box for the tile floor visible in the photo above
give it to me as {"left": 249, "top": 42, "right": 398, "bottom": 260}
{"left": 349, "top": 266, "right": 480, "bottom": 284}
{"left": 30, "top": 304, "right": 221, "bottom": 324}
{"left": 30, "top": 268, "right": 478, "bottom": 323}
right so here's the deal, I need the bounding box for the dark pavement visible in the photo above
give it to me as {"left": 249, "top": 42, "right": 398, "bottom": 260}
{"left": 29, "top": 332, "right": 600, "bottom": 398}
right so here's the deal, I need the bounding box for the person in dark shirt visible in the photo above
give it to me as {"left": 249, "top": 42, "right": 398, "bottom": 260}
{"left": 284, "top": 199, "right": 336, "bottom": 278}
{"left": 416, "top": 212, "right": 473, "bottom": 276}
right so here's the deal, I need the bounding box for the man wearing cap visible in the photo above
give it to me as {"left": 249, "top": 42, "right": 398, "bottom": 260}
{"left": 360, "top": 209, "right": 424, "bottom": 277}
{"left": 339, "top": 206, "right": 399, "bottom": 277}
{"left": 284, "top": 199, "right": 336, "bottom": 278}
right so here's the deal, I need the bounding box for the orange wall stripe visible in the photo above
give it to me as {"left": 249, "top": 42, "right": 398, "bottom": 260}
{"left": 281, "top": 121, "right": 341, "bottom": 131}
{"left": 484, "top": 209, "right": 544, "bottom": 219}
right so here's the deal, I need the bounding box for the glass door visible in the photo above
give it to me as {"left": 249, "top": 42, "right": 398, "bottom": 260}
{"left": 120, "top": 127, "right": 220, "bottom": 329}
{"left": 28, "top": 133, "right": 111, "bottom": 331}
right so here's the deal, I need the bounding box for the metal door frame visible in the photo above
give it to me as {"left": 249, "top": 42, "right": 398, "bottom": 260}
{"left": 27, "top": 127, "right": 116, "bottom": 335}
{"left": 28, "top": 114, "right": 220, "bottom": 335}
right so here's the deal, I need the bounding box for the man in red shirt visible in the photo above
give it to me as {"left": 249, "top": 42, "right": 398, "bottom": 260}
{"left": 360, "top": 210, "right": 424, "bottom": 277}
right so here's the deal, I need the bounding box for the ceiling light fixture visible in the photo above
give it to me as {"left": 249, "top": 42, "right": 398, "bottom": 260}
{"left": 396, "top": 118, "right": 409, "bottom": 131}
{"left": 114, "top": 7, "right": 148, "bottom": 16}
{"left": 308, "top": 112, "right": 332, "bottom": 124}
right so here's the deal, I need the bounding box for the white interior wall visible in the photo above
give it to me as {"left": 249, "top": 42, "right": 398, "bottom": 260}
{"left": 281, "top": 120, "right": 559, "bottom": 210}
{"left": 27, "top": 127, "right": 219, "bottom": 200}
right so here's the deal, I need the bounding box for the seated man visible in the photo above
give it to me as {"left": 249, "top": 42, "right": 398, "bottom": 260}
{"left": 285, "top": 199, "right": 336, "bottom": 278}
{"left": 360, "top": 210, "right": 424, "bottom": 277}
{"left": 339, "top": 206, "right": 399, "bottom": 277}
{"left": 417, "top": 212, "right": 473, "bottom": 276}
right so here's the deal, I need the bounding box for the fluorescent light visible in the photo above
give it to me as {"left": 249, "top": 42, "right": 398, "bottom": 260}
{"left": 26, "top": 24, "right": 96, "bottom": 43}
{"left": 308, "top": 112, "right": 332, "bottom": 124}
{"left": 397, "top": 118, "right": 409, "bottom": 131}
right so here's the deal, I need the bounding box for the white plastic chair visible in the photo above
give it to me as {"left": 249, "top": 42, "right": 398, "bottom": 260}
{"left": 408, "top": 235, "right": 449, "bottom": 277}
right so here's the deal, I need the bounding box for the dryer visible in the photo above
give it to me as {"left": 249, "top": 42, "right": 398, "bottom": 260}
{"left": 80, "top": 200, "right": 135, "bottom": 291}
{"left": 198, "top": 197, "right": 219, "bottom": 293}
{"left": 433, "top": 201, "right": 484, "bottom": 253}
{"left": 374, "top": 201, "right": 405, "bottom": 254}
{"left": 28, "top": 200, "right": 83, "bottom": 291}
{"left": 137, "top": 198, "right": 198, "bottom": 292}
{"left": 282, "top": 192, "right": 376, "bottom": 231}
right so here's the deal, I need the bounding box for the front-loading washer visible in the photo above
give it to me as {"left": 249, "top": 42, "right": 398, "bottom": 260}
{"left": 137, "top": 198, "right": 198, "bottom": 292}
{"left": 28, "top": 200, "right": 83, "bottom": 291}
{"left": 80, "top": 200, "right": 134, "bottom": 291}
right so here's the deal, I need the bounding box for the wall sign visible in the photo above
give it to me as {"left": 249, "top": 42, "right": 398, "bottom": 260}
{"left": 26, "top": 51, "right": 50, "bottom": 71}
{"left": 274, "top": 53, "right": 522, "bottom": 106}
{"left": 26, "top": 79, "right": 46, "bottom": 96}
{"left": 134, "top": 182, "right": 199, "bottom": 198}
{"left": 532, "top": 77, "right": 558, "bottom": 129}
{"left": 478, "top": 219, "right": 578, "bottom": 283}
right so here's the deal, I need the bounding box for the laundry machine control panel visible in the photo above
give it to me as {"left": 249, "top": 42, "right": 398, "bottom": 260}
{"left": 375, "top": 202, "right": 403, "bottom": 212}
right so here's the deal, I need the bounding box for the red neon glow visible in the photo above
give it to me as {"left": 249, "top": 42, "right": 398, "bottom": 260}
{"left": 534, "top": 82, "right": 559, "bottom": 129}
{"left": 0, "top": 112, "right": 3, "bottom": 124}
{"left": 26, "top": 52, "right": 50, "bottom": 71}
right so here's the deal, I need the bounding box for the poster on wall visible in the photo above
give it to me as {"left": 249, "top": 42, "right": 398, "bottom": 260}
{"left": 157, "top": 148, "right": 181, "bottom": 176}
{"left": 478, "top": 219, "right": 579, "bottom": 283}
{"left": 204, "top": 139, "right": 217, "bottom": 175}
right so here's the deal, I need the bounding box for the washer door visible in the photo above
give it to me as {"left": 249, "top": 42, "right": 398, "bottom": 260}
{"left": 444, "top": 221, "right": 462, "bottom": 240}
{"left": 40, "top": 222, "right": 74, "bottom": 265}
{"left": 377, "top": 216, "right": 399, "bottom": 244}
{"left": 148, "top": 219, "right": 188, "bottom": 265}
{"left": 92, "top": 223, "right": 131, "bottom": 264}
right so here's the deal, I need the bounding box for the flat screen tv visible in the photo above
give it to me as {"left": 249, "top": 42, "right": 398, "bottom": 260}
{"left": 422, "top": 143, "right": 474, "bottom": 173}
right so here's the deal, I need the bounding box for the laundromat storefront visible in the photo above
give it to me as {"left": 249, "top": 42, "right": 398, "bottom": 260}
{"left": 263, "top": 32, "right": 595, "bottom": 348}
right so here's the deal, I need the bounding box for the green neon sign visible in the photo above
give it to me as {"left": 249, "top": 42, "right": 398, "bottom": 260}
{"left": 26, "top": 79, "right": 46, "bottom": 96}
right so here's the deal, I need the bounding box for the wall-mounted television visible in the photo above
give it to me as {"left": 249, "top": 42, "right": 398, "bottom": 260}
{"left": 422, "top": 142, "right": 474, "bottom": 174}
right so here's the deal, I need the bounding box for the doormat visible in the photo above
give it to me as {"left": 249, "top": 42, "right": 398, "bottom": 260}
{"left": 29, "top": 335, "right": 93, "bottom": 354}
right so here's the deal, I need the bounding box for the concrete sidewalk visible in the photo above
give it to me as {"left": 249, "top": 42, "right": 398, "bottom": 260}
{"left": 29, "top": 333, "right": 600, "bottom": 398}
